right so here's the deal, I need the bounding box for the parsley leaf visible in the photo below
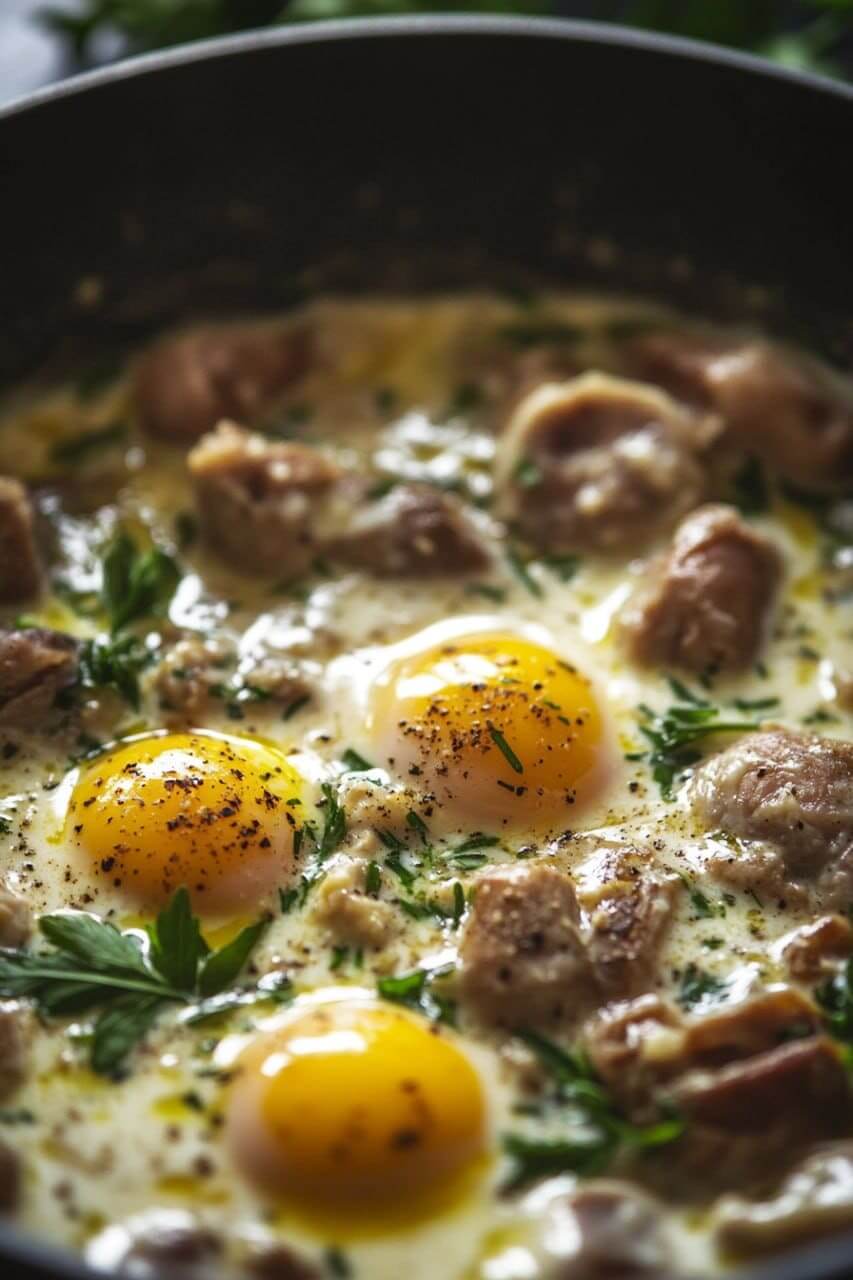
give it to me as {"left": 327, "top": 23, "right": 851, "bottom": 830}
{"left": 101, "top": 531, "right": 181, "bottom": 633}
{"left": 340, "top": 748, "right": 374, "bottom": 773}
{"left": 76, "top": 633, "right": 151, "bottom": 710}
{"left": 487, "top": 721, "right": 524, "bottom": 773}
{"left": 0, "top": 890, "right": 269, "bottom": 1075}
{"left": 633, "top": 700, "right": 758, "bottom": 799}
{"left": 677, "top": 964, "right": 727, "bottom": 1010}
{"left": 377, "top": 963, "right": 456, "bottom": 1025}
{"left": 318, "top": 783, "right": 346, "bottom": 860}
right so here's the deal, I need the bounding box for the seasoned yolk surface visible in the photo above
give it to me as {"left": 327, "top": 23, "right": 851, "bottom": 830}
{"left": 227, "top": 1001, "right": 487, "bottom": 1225}
{"left": 369, "top": 632, "right": 605, "bottom": 832}
{"left": 67, "top": 731, "right": 302, "bottom": 914}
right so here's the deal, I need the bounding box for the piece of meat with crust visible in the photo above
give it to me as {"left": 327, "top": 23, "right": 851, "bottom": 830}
{"left": 243, "top": 1242, "right": 322, "bottom": 1280}
{"left": 457, "top": 863, "right": 591, "bottom": 1029}
{"left": 585, "top": 987, "right": 823, "bottom": 1116}
{"left": 714, "top": 1143, "right": 853, "bottom": 1258}
{"left": 0, "top": 477, "right": 43, "bottom": 602}
{"left": 663, "top": 1036, "right": 851, "bottom": 1194}
{"left": 689, "top": 729, "right": 853, "bottom": 903}
{"left": 570, "top": 838, "right": 680, "bottom": 997}
{"left": 0, "top": 879, "right": 30, "bottom": 948}
{"left": 87, "top": 1210, "right": 223, "bottom": 1277}
{"left": 0, "top": 627, "right": 78, "bottom": 729}
{"left": 0, "top": 1139, "right": 20, "bottom": 1211}
{"left": 0, "top": 1003, "right": 30, "bottom": 1101}
{"left": 620, "top": 504, "right": 782, "bottom": 675}
{"left": 134, "top": 323, "right": 310, "bottom": 443}
{"left": 628, "top": 331, "right": 853, "bottom": 493}
{"left": 537, "top": 1181, "right": 673, "bottom": 1278}
{"left": 495, "top": 372, "right": 712, "bottom": 553}
{"left": 773, "top": 915, "right": 853, "bottom": 982}
{"left": 311, "top": 853, "right": 401, "bottom": 950}
{"left": 330, "top": 483, "right": 489, "bottom": 577}
{"left": 188, "top": 422, "right": 343, "bottom": 576}
{"left": 585, "top": 987, "right": 847, "bottom": 1196}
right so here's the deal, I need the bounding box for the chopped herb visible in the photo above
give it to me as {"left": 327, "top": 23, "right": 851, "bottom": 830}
{"left": 0, "top": 1108, "right": 36, "bottom": 1125}
{"left": 324, "top": 1246, "right": 352, "bottom": 1278}
{"left": 318, "top": 783, "right": 346, "bottom": 860}
{"left": 665, "top": 676, "right": 709, "bottom": 706}
{"left": 175, "top": 511, "right": 198, "bottom": 550}
{"left": 731, "top": 456, "right": 769, "bottom": 515}
{"left": 101, "top": 531, "right": 181, "bottom": 633}
{"left": 677, "top": 964, "right": 727, "bottom": 1010}
{"left": 634, "top": 700, "right": 758, "bottom": 799}
{"left": 487, "top": 722, "right": 524, "bottom": 773}
{"left": 451, "top": 880, "right": 466, "bottom": 927}
{"left": 375, "top": 387, "right": 398, "bottom": 414}
{"left": 376, "top": 828, "right": 404, "bottom": 853}
{"left": 445, "top": 382, "right": 483, "bottom": 417}
{"left": 76, "top": 633, "right": 151, "bottom": 710}
{"left": 503, "top": 1028, "right": 683, "bottom": 1190}
{"left": 0, "top": 888, "right": 267, "bottom": 1075}
{"left": 365, "top": 861, "right": 382, "bottom": 896}
{"left": 281, "top": 694, "right": 310, "bottom": 721}
{"left": 679, "top": 875, "right": 725, "bottom": 920}
{"left": 330, "top": 946, "right": 349, "bottom": 972}
{"left": 445, "top": 851, "right": 488, "bottom": 871}
{"left": 702, "top": 937, "right": 725, "bottom": 950}
{"left": 513, "top": 457, "right": 543, "bottom": 489}
{"left": 384, "top": 851, "right": 416, "bottom": 890}
{"left": 453, "top": 833, "right": 499, "bottom": 854}
{"left": 377, "top": 962, "right": 456, "bottom": 1025}
{"left": 51, "top": 421, "right": 127, "bottom": 465}
{"left": 816, "top": 956, "right": 853, "bottom": 1042}
{"left": 340, "top": 748, "right": 374, "bottom": 773}
{"left": 279, "top": 887, "right": 299, "bottom": 914}
{"left": 505, "top": 546, "right": 542, "bottom": 598}
{"left": 0, "top": 817, "right": 11, "bottom": 836}
{"left": 464, "top": 582, "right": 507, "bottom": 604}
{"left": 804, "top": 707, "right": 840, "bottom": 725}
{"left": 733, "top": 696, "right": 780, "bottom": 712}
{"left": 541, "top": 553, "right": 580, "bottom": 583}
{"left": 406, "top": 810, "right": 429, "bottom": 843}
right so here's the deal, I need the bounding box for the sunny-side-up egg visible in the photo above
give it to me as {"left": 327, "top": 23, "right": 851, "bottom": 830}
{"left": 365, "top": 620, "right": 612, "bottom": 836}
{"left": 224, "top": 992, "right": 492, "bottom": 1236}
{"left": 65, "top": 730, "right": 305, "bottom": 914}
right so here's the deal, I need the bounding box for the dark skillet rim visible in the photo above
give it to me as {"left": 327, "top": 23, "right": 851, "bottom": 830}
{"left": 1, "top": 14, "right": 853, "bottom": 1280}
{"left": 1, "top": 12, "right": 853, "bottom": 123}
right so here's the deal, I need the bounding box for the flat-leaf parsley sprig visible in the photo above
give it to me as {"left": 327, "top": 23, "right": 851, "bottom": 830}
{"left": 629, "top": 685, "right": 759, "bottom": 800}
{"left": 0, "top": 888, "right": 268, "bottom": 1075}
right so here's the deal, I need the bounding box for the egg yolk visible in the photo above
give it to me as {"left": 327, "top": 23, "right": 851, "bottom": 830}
{"left": 369, "top": 631, "right": 605, "bottom": 832}
{"left": 67, "top": 731, "right": 302, "bottom": 914}
{"left": 227, "top": 1001, "right": 486, "bottom": 1222}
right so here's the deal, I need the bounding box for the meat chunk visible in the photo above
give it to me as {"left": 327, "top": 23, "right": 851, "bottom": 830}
{"left": 0, "top": 627, "right": 78, "bottom": 729}
{"left": 714, "top": 1143, "right": 853, "bottom": 1258}
{"left": 87, "top": 1210, "right": 222, "bottom": 1277}
{"left": 667, "top": 1037, "right": 850, "bottom": 1193}
{"left": 620, "top": 504, "right": 781, "bottom": 675}
{"left": 571, "top": 839, "right": 680, "bottom": 996}
{"left": 134, "top": 323, "right": 310, "bottom": 442}
{"left": 495, "top": 373, "right": 710, "bottom": 552}
{"left": 152, "top": 633, "right": 235, "bottom": 721}
{"left": 330, "top": 483, "right": 489, "bottom": 577}
{"left": 244, "top": 1242, "right": 321, "bottom": 1280}
{"left": 458, "top": 864, "right": 590, "bottom": 1028}
{"left": 774, "top": 915, "right": 853, "bottom": 982}
{"left": 585, "top": 988, "right": 846, "bottom": 1196}
{"left": 0, "top": 879, "right": 30, "bottom": 948}
{"left": 0, "top": 477, "right": 42, "bottom": 602}
{"left": 689, "top": 730, "right": 853, "bottom": 900}
{"left": 0, "top": 1003, "right": 29, "bottom": 1100}
{"left": 629, "top": 331, "right": 853, "bottom": 493}
{"left": 0, "top": 1139, "right": 20, "bottom": 1211}
{"left": 188, "top": 422, "right": 343, "bottom": 576}
{"left": 311, "top": 854, "right": 400, "bottom": 950}
{"left": 536, "top": 1181, "right": 673, "bottom": 1278}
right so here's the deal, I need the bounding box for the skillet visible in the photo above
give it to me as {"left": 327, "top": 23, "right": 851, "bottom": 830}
{"left": 0, "top": 16, "right": 852, "bottom": 1279}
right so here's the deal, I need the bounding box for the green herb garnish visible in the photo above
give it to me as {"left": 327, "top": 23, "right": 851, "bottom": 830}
{"left": 633, "top": 700, "right": 758, "bottom": 799}
{"left": 0, "top": 888, "right": 267, "bottom": 1075}
{"left": 101, "top": 531, "right": 180, "bottom": 633}
{"left": 487, "top": 721, "right": 524, "bottom": 773}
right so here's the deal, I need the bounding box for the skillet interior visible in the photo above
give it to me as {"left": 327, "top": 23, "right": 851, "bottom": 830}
{"left": 0, "top": 18, "right": 852, "bottom": 1280}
